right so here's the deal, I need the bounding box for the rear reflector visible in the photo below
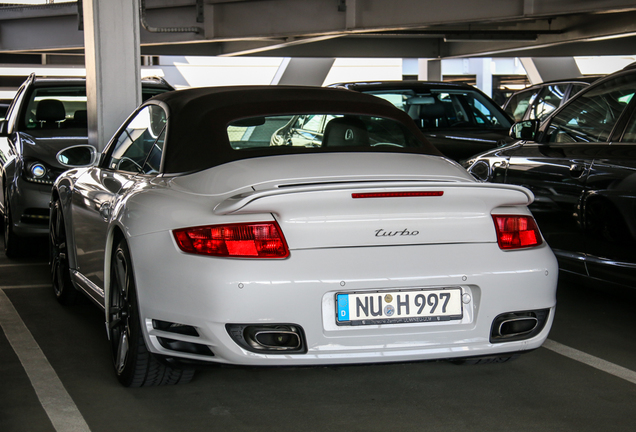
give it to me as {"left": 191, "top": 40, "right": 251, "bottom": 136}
{"left": 173, "top": 222, "right": 289, "bottom": 258}
{"left": 492, "top": 215, "right": 543, "bottom": 250}
{"left": 352, "top": 191, "right": 444, "bottom": 199}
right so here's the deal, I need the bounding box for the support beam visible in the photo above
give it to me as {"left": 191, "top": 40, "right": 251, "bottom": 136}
{"left": 271, "top": 57, "right": 335, "bottom": 86}
{"left": 83, "top": 0, "right": 141, "bottom": 151}
{"left": 520, "top": 57, "right": 581, "bottom": 83}
{"left": 4, "top": 0, "right": 636, "bottom": 60}
{"left": 520, "top": 58, "right": 543, "bottom": 84}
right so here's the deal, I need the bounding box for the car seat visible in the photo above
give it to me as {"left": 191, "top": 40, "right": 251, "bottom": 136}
{"left": 322, "top": 116, "right": 369, "bottom": 147}
{"left": 36, "top": 99, "right": 66, "bottom": 128}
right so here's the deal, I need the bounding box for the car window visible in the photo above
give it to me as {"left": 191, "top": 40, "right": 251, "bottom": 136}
{"left": 142, "top": 86, "right": 172, "bottom": 101}
{"left": 437, "top": 91, "right": 510, "bottom": 129}
{"left": 18, "top": 84, "right": 170, "bottom": 132}
{"left": 504, "top": 89, "right": 537, "bottom": 121}
{"left": 295, "top": 115, "right": 325, "bottom": 133}
{"left": 21, "top": 86, "right": 87, "bottom": 130}
{"left": 107, "top": 105, "right": 167, "bottom": 174}
{"left": 570, "top": 84, "right": 588, "bottom": 97}
{"left": 546, "top": 74, "right": 636, "bottom": 143}
{"left": 363, "top": 89, "right": 511, "bottom": 130}
{"left": 229, "top": 114, "right": 423, "bottom": 150}
{"left": 619, "top": 108, "right": 636, "bottom": 142}
{"left": 530, "top": 84, "right": 569, "bottom": 121}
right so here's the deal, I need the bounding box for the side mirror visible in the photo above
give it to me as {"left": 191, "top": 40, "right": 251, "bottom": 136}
{"left": 509, "top": 120, "right": 539, "bottom": 141}
{"left": 57, "top": 145, "right": 98, "bottom": 167}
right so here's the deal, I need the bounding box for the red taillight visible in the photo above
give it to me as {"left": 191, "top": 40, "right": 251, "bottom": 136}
{"left": 352, "top": 191, "right": 444, "bottom": 199}
{"left": 173, "top": 222, "right": 289, "bottom": 258}
{"left": 492, "top": 215, "right": 543, "bottom": 250}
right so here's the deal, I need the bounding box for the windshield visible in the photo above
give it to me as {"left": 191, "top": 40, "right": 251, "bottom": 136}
{"left": 20, "top": 85, "right": 170, "bottom": 131}
{"left": 21, "top": 86, "right": 87, "bottom": 130}
{"left": 365, "top": 89, "right": 512, "bottom": 131}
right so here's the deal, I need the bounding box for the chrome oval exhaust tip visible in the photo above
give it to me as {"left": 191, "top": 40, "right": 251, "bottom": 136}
{"left": 226, "top": 323, "right": 307, "bottom": 354}
{"left": 490, "top": 309, "right": 550, "bottom": 343}
{"left": 497, "top": 316, "right": 538, "bottom": 338}
{"left": 253, "top": 330, "right": 302, "bottom": 350}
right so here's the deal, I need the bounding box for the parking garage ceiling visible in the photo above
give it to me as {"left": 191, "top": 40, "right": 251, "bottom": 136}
{"left": 2, "top": 0, "right": 636, "bottom": 61}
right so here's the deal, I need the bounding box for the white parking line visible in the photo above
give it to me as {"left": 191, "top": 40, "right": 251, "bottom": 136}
{"left": 0, "top": 289, "right": 91, "bottom": 432}
{"left": 544, "top": 339, "right": 636, "bottom": 385}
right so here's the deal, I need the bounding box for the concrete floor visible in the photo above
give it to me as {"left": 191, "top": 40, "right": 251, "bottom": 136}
{"left": 1, "top": 232, "right": 635, "bottom": 432}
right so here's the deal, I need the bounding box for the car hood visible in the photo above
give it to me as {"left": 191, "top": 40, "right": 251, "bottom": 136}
{"left": 18, "top": 129, "right": 92, "bottom": 170}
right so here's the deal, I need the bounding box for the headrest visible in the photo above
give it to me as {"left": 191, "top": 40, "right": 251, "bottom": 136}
{"left": 36, "top": 99, "right": 66, "bottom": 122}
{"left": 322, "top": 117, "right": 369, "bottom": 147}
{"left": 73, "top": 110, "right": 88, "bottom": 124}
{"left": 418, "top": 102, "right": 446, "bottom": 119}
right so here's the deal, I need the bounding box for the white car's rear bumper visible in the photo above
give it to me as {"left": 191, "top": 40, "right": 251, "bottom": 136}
{"left": 128, "top": 231, "right": 558, "bottom": 366}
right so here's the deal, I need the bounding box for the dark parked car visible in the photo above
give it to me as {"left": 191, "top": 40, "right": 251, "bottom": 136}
{"left": 502, "top": 77, "right": 599, "bottom": 123}
{"left": 464, "top": 65, "right": 636, "bottom": 288}
{"left": 0, "top": 74, "right": 173, "bottom": 257}
{"left": 330, "top": 81, "right": 514, "bottom": 162}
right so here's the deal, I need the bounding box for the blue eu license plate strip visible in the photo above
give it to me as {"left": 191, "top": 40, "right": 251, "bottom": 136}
{"left": 336, "top": 288, "right": 463, "bottom": 326}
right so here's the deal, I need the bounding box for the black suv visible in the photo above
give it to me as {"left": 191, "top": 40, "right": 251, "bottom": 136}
{"left": 464, "top": 65, "right": 636, "bottom": 288}
{"left": 0, "top": 74, "right": 173, "bottom": 257}
{"left": 330, "top": 81, "right": 514, "bottom": 162}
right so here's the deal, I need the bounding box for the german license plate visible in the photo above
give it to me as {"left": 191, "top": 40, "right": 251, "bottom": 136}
{"left": 336, "top": 288, "right": 463, "bottom": 326}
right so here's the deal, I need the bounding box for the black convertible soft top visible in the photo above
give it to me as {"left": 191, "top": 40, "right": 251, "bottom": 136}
{"left": 149, "top": 85, "right": 442, "bottom": 174}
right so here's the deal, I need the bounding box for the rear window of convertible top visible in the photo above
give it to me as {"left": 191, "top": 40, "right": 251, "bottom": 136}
{"left": 227, "top": 114, "right": 425, "bottom": 151}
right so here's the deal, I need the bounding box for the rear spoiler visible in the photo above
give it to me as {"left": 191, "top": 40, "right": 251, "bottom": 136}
{"left": 214, "top": 181, "right": 534, "bottom": 215}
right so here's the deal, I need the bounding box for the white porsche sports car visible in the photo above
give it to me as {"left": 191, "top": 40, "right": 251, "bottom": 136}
{"left": 50, "top": 86, "right": 558, "bottom": 387}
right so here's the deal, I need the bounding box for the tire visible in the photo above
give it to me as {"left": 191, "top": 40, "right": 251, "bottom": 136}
{"left": 3, "top": 195, "right": 21, "bottom": 258}
{"left": 450, "top": 354, "right": 520, "bottom": 365}
{"left": 49, "top": 199, "right": 81, "bottom": 305}
{"left": 109, "top": 238, "right": 194, "bottom": 387}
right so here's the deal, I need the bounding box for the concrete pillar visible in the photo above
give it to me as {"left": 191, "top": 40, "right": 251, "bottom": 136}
{"left": 470, "top": 58, "right": 493, "bottom": 97}
{"left": 83, "top": 0, "right": 141, "bottom": 151}
{"left": 271, "top": 58, "right": 335, "bottom": 86}
{"left": 402, "top": 58, "right": 418, "bottom": 79}
{"left": 418, "top": 59, "right": 442, "bottom": 81}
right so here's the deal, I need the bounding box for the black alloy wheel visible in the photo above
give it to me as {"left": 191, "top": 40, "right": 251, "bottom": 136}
{"left": 49, "top": 199, "right": 79, "bottom": 304}
{"left": 3, "top": 193, "right": 19, "bottom": 258}
{"left": 109, "top": 238, "right": 194, "bottom": 387}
